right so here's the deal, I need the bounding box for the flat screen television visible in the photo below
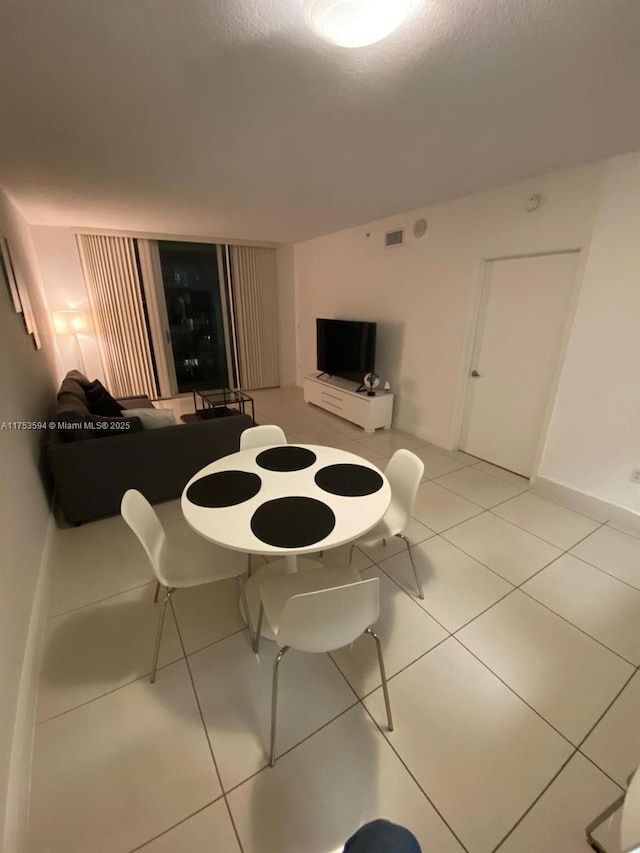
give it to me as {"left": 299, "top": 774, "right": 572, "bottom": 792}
{"left": 316, "top": 318, "right": 377, "bottom": 382}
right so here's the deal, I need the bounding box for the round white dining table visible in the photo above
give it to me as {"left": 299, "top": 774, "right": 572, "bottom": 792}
{"left": 181, "top": 443, "right": 391, "bottom": 637}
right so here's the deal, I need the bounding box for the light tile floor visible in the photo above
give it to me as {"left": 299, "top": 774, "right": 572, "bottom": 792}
{"left": 30, "top": 387, "right": 640, "bottom": 853}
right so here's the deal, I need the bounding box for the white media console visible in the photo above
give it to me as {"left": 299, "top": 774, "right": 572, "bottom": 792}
{"left": 303, "top": 374, "right": 394, "bottom": 433}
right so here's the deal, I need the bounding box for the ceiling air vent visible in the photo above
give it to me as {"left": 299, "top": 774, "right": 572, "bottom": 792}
{"left": 385, "top": 228, "right": 404, "bottom": 248}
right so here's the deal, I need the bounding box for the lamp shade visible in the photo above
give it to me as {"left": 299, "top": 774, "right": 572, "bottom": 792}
{"left": 622, "top": 769, "right": 640, "bottom": 853}
{"left": 303, "top": 0, "right": 413, "bottom": 48}
{"left": 52, "top": 310, "right": 88, "bottom": 335}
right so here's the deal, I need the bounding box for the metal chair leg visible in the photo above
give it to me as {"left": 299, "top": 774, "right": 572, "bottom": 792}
{"left": 270, "top": 646, "right": 289, "bottom": 766}
{"left": 349, "top": 544, "right": 355, "bottom": 564}
{"left": 382, "top": 538, "right": 387, "bottom": 546}
{"left": 366, "top": 627, "right": 393, "bottom": 731}
{"left": 247, "top": 554, "right": 253, "bottom": 578}
{"left": 153, "top": 581, "right": 161, "bottom": 604}
{"left": 237, "top": 576, "right": 254, "bottom": 644}
{"left": 253, "top": 602, "right": 264, "bottom": 654}
{"left": 396, "top": 533, "right": 423, "bottom": 599}
{"left": 150, "top": 587, "right": 173, "bottom": 683}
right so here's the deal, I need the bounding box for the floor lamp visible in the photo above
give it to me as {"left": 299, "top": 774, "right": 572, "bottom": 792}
{"left": 52, "top": 310, "right": 89, "bottom": 374}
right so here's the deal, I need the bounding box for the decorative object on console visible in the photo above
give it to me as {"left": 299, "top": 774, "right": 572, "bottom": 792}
{"left": 52, "top": 309, "right": 90, "bottom": 373}
{"left": 363, "top": 372, "right": 380, "bottom": 396}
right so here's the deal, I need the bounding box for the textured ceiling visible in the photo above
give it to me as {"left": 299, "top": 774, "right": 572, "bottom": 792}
{"left": 0, "top": 0, "right": 639, "bottom": 242}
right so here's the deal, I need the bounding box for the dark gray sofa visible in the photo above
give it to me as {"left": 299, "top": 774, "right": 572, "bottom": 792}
{"left": 46, "top": 372, "right": 253, "bottom": 524}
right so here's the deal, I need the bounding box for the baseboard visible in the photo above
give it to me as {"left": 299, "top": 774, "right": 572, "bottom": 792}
{"left": 3, "top": 513, "right": 55, "bottom": 853}
{"left": 532, "top": 477, "right": 640, "bottom": 531}
{"left": 392, "top": 418, "right": 453, "bottom": 450}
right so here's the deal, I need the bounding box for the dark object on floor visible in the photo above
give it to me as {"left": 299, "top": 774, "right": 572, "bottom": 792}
{"left": 343, "top": 820, "right": 422, "bottom": 853}
{"left": 46, "top": 370, "right": 253, "bottom": 524}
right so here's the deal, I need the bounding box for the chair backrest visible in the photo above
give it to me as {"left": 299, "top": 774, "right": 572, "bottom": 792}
{"left": 277, "top": 577, "right": 380, "bottom": 653}
{"left": 384, "top": 449, "right": 425, "bottom": 533}
{"left": 240, "top": 424, "right": 287, "bottom": 450}
{"left": 121, "top": 489, "right": 166, "bottom": 582}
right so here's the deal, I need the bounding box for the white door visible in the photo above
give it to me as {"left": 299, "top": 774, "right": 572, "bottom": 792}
{"left": 461, "top": 252, "right": 579, "bottom": 477}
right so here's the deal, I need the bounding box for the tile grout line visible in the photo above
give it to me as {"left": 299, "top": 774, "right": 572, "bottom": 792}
{"left": 36, "top": 654, "right": 182, "bottom": 725}
{"left": 489, "top": 748, "right": 578, "bottom": 853}
{"left": 169, "top": 599, "right": 246, "bottom": 853}
{"left": 490, "top": 666, "right": 637, "bottom": 852}
{"left": 449, "top": 634, "right": 577, "bottom": 748}
{"left": 126, "top": 795, "right": 227, "bottom": 853}
{"left": 323, "top": 653, "right": 471, "bottom": 853}
{"left": 36, "top": 622, "right": 248, "bottom": 726}
{"left": 445, "top": 518, "right": 638, "bottom": 667}
{"left": 352, "top": 487, "right": 638, "bottom": 833}
{"left": 47, "top": 578, "right": 157, "bottom": 620}
{"left": 220, "top": 698, "right": 362, "bottom": 798}
{"left": 376, "top": 516, "right": 635, "bottom": 668}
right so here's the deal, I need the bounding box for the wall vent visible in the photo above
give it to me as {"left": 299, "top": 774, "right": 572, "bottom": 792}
{"left": 385, "top": 228, "right": 404, "bottom": 248}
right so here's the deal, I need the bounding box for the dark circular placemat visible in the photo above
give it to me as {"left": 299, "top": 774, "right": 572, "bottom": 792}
{"left": 256, "top": 446, "right": 317, "bottom": 472}
{"left": 250, "top": 497, "right": 335, "bottom": 548}
{"left": 314, "top": 463, "right": 384, "bottom": 497}
{"left": 186, "top": 471, "right": 261, "bottom": 508}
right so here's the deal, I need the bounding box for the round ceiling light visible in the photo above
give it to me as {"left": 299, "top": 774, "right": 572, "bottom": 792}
{"left": 303, "top": 0, "right": 413, "bottom": 48}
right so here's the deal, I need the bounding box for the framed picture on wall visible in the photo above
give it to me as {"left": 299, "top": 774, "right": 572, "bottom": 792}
{"left": 1, "top": 237, "right": 23, "bottom": 313}
{"left": 1, "top": 236, "right": 42, "bottom": 349}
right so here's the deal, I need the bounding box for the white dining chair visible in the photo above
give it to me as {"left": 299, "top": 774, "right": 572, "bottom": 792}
{"left": 253, "top": 566, "right": 393, "bottom": 765}
{"left": 350, "top": 449, "right": 425, "bottom": 599}
{"left": 121, "top": 489, "right": 253, "bottom": 682}
{"left": 240, "top": 424, "right": 287, "bottom": 450}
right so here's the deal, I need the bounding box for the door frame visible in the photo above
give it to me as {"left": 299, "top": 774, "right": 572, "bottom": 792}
{"left": 453, "top": 249, "right": 584, "bottom": 482}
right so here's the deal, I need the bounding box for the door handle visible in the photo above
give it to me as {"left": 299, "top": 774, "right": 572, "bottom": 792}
{"left": 471, "top": 370, "right": 481, "bottom": 378}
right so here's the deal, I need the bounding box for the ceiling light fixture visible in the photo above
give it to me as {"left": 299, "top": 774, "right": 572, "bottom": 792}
{"left": 303, "top": 0, "right": 413, "bottom": 48}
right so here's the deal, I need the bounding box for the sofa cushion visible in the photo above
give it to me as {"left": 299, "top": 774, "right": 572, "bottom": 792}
{"left": 121, "top": 408, "right": 177, "bottom": 429}
{"left": 85, "top": 380, "right": 124, "bottom": 417}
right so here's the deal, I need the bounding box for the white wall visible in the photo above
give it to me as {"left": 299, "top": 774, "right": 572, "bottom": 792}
{"left": 538, "top": 154, "right": 640, "bottom": 515}
{"left": 295, "top": 162, "right": 604, "bottom": 447}
{"left": 0, "top": 190, "right": 57, "bottom": 851}
{"left": 29, "top": 226, "right": 104, "bottom": 383}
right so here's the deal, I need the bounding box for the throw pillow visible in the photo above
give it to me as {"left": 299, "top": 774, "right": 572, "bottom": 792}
{"left": 85, "top": 380, "right": 124, "bottom": 417}
{"left": 65, "top": 369, "right": 91, "bottom": 387}
{"left": 121, "top": 408, "right": 177, "bottom": 430}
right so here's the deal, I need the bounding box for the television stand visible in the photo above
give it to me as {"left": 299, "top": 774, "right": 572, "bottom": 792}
{"left": 303, "top": 374, "right": 393, "bottom": 433}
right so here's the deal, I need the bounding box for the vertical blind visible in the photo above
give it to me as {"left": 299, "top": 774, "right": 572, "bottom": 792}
{"left": 230, "top": 245, "right": 280, "bottom": 389}
{"left": 76, "top": 234, "right": 158, "bottom": 399}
